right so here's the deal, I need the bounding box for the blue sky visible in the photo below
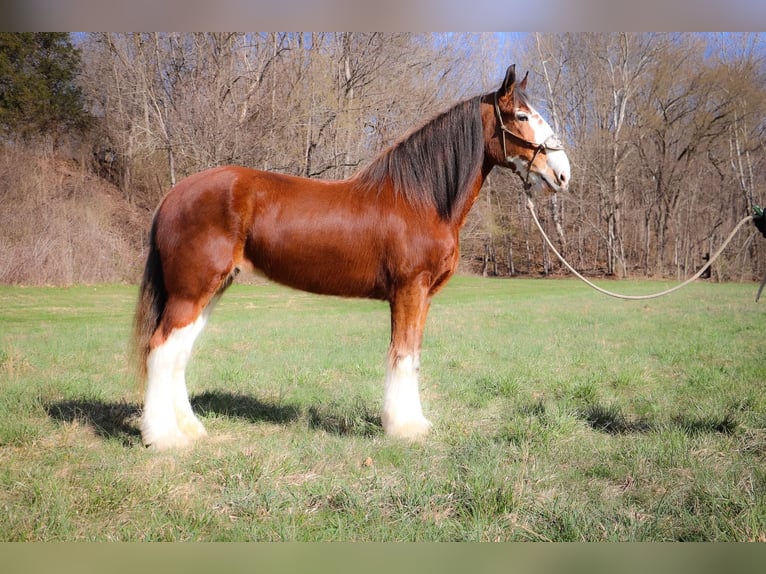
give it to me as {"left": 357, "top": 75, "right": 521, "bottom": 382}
{"left": 4, "top": 1, "right": 766, "bottom": 32}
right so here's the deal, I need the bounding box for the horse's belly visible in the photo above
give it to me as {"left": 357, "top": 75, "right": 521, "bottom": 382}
{"left": 245, "top": 231, "right": 386, "bottom": 299}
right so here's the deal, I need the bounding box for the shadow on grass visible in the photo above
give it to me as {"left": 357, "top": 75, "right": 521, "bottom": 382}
{"left": 44, "top": 400, "right": 142, "bottom": 446}
{"left": 191, "top": 391, "right": 302, "bottom": 425}
{"left": 194, "top": 391, "right": 382, "bottom": 437}
{"left": 579, "top": 403, "right": 738, "bottom": 436}
{"left": 307, "top": 400, "right": 382, "bottom": 437}
{"left": 193, "top": 391, "right": 382, "bottom": 437}
{"left": 45, "top": 391, "right": 383, "bottom": 444}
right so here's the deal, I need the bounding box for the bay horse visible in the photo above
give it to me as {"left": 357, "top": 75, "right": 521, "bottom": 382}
{"left": 133, "top": 64, "right": 570, "bottom": 450}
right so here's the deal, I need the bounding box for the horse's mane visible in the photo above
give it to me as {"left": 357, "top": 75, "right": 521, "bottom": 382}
{"left": 354, "top": 96, "right": 484, "bottom": 220}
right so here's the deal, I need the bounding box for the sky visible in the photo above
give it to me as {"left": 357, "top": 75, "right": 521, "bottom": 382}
{"left": 1, "top": 0, "right": 765, "bottom": 32}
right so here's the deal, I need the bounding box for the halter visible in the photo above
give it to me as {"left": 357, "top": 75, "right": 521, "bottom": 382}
{"left": 494, "top": 92, "right": 564, "bottom": 188}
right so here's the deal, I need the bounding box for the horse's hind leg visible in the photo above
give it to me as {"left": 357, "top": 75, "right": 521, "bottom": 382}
{"left": 173, "top": 301, "right": 219, "bottom": 438}
{"left": 141, "top": 293, "right": 222, "bottom": 450}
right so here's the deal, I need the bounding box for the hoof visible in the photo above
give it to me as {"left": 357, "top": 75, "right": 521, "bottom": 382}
{"left": 141, "top": 409, "right": 207, "bottom": 450}
{"left": 177, "top": 413, "right": 208, "bottom": 440}
{"left": 382, "top": 415, "right": 433, "bottom": 441}
{"left": 142, "top": 428, "right": 193, "bottom": 451}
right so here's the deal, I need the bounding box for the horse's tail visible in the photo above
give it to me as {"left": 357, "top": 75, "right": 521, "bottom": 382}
{"left": 132, "top": 214, "right": 166, "bottom": 388}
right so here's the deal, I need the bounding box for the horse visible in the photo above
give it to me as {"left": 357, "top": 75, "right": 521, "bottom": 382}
{"left": 132, "top": 64, "right": 570, "bottom": 450}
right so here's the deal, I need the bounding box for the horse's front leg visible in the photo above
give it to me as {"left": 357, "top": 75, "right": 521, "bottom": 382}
{"left": 382, "top": 277, "right": 433, "bottom": 440}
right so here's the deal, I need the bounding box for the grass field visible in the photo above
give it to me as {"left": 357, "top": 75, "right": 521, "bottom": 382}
{"left": 1, "top": 275, "right": 765, "bottom": 541}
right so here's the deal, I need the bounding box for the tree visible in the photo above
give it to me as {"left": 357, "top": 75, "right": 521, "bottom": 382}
{"left": 82, "top": 32, "right": 481, "bottom": 206}
{"left": 632, "top": 35, "right": 737, "bottom": 276}
{"left": 0, "top": 33, "right": 91, "bottom": 143}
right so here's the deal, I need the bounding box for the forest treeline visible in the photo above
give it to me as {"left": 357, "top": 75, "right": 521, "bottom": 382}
{"left": 1, "top": 32, "right": 764, "bottom": 285}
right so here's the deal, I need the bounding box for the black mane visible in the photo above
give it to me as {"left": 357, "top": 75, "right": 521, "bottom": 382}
{"left": 354, "top": 96, "right": 484, "bottom": 220}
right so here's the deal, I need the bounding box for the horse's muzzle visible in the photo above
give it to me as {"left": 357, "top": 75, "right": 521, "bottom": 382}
{"left": 543, "top": 149, "right": 570, "bottom": 193}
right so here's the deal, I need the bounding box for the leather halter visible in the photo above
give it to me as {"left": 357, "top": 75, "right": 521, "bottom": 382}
{"left": 494, "top": 91, "right": 563, "bottom": 188}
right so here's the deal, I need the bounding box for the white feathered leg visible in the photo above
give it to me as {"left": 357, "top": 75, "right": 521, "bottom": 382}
{"left": 381, "top": 353, "right": 432, "bottom": 440}
{"left": 141, "top": 307, "right": 212, "bottom": 450}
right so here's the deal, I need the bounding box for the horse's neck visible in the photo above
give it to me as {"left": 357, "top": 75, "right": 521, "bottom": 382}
{"left": 450, "top": 167, "right": 490, "bottom": 229}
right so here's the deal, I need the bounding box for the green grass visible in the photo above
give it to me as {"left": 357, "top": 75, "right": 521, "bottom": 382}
{"left": 1, "top": 276, "right": 765, "bottom": 541}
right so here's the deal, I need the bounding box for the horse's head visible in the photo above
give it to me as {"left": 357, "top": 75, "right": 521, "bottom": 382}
{"left": 491, "top": 64, "right": 570, "bottom": 193}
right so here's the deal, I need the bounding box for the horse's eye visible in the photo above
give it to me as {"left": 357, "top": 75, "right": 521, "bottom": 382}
{"left": 516, "top": 112, "right": 529, "bottom": 122}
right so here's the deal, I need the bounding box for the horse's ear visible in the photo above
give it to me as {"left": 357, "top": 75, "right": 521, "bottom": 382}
{"left": 500, "top": 64, "right": 516, "bottom": 95}
{"left": 519, "top": 70, "right": 529, "bottom": 91}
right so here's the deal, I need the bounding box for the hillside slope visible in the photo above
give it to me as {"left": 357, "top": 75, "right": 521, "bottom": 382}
{"left": 0, "top": 149, "right": 150, "bottom": 285}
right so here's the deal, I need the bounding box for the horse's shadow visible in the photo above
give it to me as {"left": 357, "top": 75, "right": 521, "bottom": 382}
{"left": 192, "top": 391, "right": 381, "bottom": 437}
{"left": 44, "top": 399, "right": 143, "bottom": 446}
{"left": 44, "top": 390, "right": 380, "bottom": 446}
{"left": 191, "top": 391, "right": 302, "bottom": 425}
{"left": 577, "top": 402, "right": 738, "bottom": 436}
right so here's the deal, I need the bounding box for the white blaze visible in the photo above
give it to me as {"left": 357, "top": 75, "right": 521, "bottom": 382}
{"left": 523, "top": 104, "right": 571, "bottom": 191}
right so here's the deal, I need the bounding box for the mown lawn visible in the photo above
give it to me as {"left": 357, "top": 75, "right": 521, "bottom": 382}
{"left": 1, "top": 276, "right": 764, "bottom": 541}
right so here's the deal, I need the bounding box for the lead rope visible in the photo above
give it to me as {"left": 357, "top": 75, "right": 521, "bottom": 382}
{"left": 524, "top": 193, "right": 760, "bottom": 301}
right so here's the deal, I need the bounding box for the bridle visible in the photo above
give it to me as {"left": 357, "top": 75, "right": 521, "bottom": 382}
{"left": 494, "top": 91, "right": 564, "bottom": 188}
